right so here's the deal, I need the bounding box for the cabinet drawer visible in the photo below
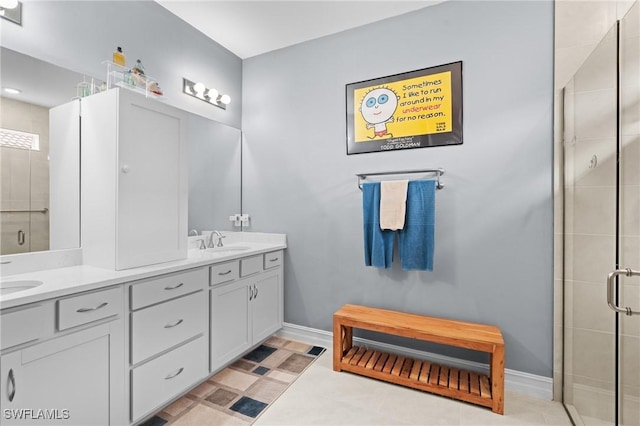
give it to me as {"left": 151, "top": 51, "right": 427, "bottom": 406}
{"left": 240, "top": 255, "right": 263, "bottom": 277}
{"left": 57, "top": 287, "right": 122, "bottom": 331}
{"left": 210, "top": 260, "right": 239, "bottom": 286}
{"left": 131, "top": 335, "right": 208, "bottom": 422}
{"left": 264, "top": 250, "right": 283, "bottom": 269}
{"left": 130, "top": 268, "right": 207, "bottom": 310}
{"left": 1, "top": 304, "right": 47, "bottom": 350}
{"left": 130, "top": 291, "right": 206, "bottom": 364}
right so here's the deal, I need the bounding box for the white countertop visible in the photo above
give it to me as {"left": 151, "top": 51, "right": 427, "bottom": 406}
{"left": 0, "top": 232, "right": 286, "bottom": 310}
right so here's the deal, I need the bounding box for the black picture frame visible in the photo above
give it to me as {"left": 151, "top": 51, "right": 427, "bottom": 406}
{"left": 346, "top": 61, "right": 463, "bottom": 155}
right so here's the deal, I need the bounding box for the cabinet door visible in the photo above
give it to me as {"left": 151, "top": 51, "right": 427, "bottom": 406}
{"left": 116, "top": 90, "right": 187, "bottom": 270}
{"left": 251, "top": 270, "right": 282, "bottom": 344}
{"left": 0, "top": 325, "right": 115, "bottom": 425}
{"left": 210, "top": 279, "right": 251, "bottom": 372}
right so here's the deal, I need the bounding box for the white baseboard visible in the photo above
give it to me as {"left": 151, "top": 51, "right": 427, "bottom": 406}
{"left": 277, "top": 322, "right": 553, "bottom": 401}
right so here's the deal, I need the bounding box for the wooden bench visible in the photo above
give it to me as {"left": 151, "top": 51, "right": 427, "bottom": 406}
{"left": 333, "top": 304, "right": 504, "bottom": 414}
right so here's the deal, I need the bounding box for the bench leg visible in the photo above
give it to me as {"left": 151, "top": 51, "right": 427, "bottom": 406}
{"left": 332, "top": 320, "right": 353, "bottom": 372}
{"left": 490, "top": 344, "right": 505, "bottom": 414}
{"left": 333, "top": 319, "right": 342, "bottom": 371}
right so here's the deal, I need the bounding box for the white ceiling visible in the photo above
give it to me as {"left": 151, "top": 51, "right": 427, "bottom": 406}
{"left": 156, "top": 1, "right": 443, "bottom": 59}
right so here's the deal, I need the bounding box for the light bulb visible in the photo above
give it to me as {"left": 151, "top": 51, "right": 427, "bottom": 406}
{"left": 220, "top": 94, "right": 231, "bottom": 105}
{"left": 193, "top": 82, "right": 205, "bottom": 98}
{"left": 206, "top": 88, "right": 219, "bottom": 102}
{"left": 0, "top": 0, "right": 19, "bottom": 9}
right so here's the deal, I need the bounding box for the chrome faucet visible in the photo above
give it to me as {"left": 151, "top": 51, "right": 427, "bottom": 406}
{"left": 208, "top": 230, "right": 225, "bottom": 248}
{"left": 195, "top": 238, "right": 206, "bottom": 250}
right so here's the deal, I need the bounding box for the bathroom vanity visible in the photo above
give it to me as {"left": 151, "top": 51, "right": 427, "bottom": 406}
{"left": 0, "top": 86, "right": 275, "bottom": 425}
{"left": 0, "top": 236, "right": 286, "bottom": 425}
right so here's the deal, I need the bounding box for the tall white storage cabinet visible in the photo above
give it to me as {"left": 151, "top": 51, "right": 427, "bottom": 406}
{"left": 80, "top": 89, "right": 188, "bottom": 270}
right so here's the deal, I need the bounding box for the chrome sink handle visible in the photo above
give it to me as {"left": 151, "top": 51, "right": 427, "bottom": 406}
{"left": 607, "top": 268, "right": 639, "bottom": 316}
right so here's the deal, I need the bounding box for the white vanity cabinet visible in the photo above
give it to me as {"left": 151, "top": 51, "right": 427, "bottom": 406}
{"left": 127, "top": 267, "right": 209, "bottom": 423}
{"left": 80, "top": 88, "right": 188, "bottom": 271}
{"left": 0, "top": 287, "right": 126, "bottom": 426}
{"left": 210, "top": 250, "right": 283, "bottom": 372}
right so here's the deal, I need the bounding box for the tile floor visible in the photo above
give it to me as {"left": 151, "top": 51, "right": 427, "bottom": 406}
{"left": 141, "top": 337, "right": 325, "bottom": 425}
{"left": 254, "top": 346, "right": 573, "bottom": 425}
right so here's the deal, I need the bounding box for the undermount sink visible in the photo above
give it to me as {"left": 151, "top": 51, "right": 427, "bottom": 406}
{"left": 208, "top": 245, "right": 250, "bottom": 252}
{"left": 0, "top": 280, "right": 44, "bottom": 296}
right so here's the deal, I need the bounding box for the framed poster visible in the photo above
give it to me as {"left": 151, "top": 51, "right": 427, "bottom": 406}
{"left": 346, "top": 61, "right": 463, "bottom": 155}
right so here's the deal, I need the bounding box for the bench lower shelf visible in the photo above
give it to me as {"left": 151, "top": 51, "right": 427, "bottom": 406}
{"left": 338, "top": 345, "right": 494, "bottom": 410}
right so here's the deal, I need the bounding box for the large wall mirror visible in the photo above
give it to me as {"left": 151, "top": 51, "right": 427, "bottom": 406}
{"left": 0, "top": 46, "right": 242, "bottom": 256}
{"left": 0, "top": 47, "right": 83, "bottom": 255}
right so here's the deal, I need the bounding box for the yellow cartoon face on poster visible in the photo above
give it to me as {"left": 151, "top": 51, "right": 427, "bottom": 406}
{"left": 358, "top": 87, "right": 400, "bottom": 139}
{"left": 354, "top": 71, "right": 453, "bottom": 143}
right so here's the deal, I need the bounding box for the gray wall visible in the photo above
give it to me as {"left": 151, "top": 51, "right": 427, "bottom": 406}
{"left": 242, "top": 1, "right": 554, "bottom": 376}
{"left": 1, "top": 1, "right": 242, "bottom": 128}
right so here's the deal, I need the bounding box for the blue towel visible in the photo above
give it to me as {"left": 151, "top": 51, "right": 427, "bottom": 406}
{"left": 398, "top": 180, "right": 436, "bottom": 271}
{"left": 362, "top": 182, "right": 394, "bottom": 268}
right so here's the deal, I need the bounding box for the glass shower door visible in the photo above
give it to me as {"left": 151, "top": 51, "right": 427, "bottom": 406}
{"left": 563, "top": 3, "right": 640, "bottom": 424}
{"left": 617, "top": 3, "right": 640, "bottom": 424}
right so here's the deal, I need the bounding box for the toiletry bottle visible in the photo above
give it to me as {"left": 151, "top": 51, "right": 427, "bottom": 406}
{"left": 132, "top": 59, "right": 145, "bottom": 75}
{"left": 113, "top": 47, "right": 125, "bottom": 66}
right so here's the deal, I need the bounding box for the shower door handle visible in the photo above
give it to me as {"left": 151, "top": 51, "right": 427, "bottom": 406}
{"left": 17, "top": 230, "right": 25, "bottom": 246}
{"left": 607, "top": 268, "right": 639, "bottom": 316}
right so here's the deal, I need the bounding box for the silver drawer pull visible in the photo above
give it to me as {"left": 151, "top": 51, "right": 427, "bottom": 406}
{"left": 268, "top": 257, "right": 279, "bottom": 262}
{"left": 8, "top": 369, "right": 16, "bottom": 402}
{"left": 218, "top": 270, "right": 232, "bottom": 276}
{"left": 164, "top": 367, "right": 184, "bottom": 380}
{"left": 164, "top": 319, "right": 184, "bottom": 329}
{"left": 77, "top": 302, "right": 108, "bottom": 313}
{"left": 164, "top": 282, "right": 184, "bottom": 291}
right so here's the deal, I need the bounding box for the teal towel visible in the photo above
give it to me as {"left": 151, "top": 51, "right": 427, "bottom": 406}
{"left": 362, "top": 182, "right": 394, "bottom": 268}
{"left": 398, "top": 180, "right": 436, "bottom": 271}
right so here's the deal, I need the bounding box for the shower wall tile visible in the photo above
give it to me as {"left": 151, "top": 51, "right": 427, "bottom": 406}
{"left": 564, "top": 280, "right": 574, "bottom": 328}
{"left": 572, "top": 328, "right": 615, "bottom": 383}
{"left": 571, "top": 281, "right": 615, "bottom": 333}
{"left": 620, "top": 34, "right": 639, "bottom": 88}
{"left": 621, "top": 335, "right": 640, "bottom": 388}
{"left": 621, "top": 285, "right": 640, "bottom": 336}
{"left": 621, "top": 135, "right": 640, "bottom": 186}
{"left": 572, "top": 186, "right": 616, "bottom": 235}
{"left": 571, "top": 381, "right": 615, "bottom": 422}
{"left": 620, "top": 185, "right": 640, "bottom": 236}
{"left": 574, "top": 89, "right": 617, "bottom": 141}
{"left": 570, "top": 138, "right": 616, "bottom": 188}
{"left": 563, "top": 327, "right": 574, "bottom": 376}
{"left": 567, "top": 234, "right": 615, "bottom": 283}
{"left": 555, "top": 1, "right": 617, "bottom": 50}
{"left": 29, "top": 212, "right": 49, "bottom": 252}
{"left": 623, "top": 395, "right": 640, "bottom": 426}
{"left": 0, "top": 214, "right": 29, "bottom": 254}
{"left": 618, "top": 0, "right": 637, "bottom": 21}
{"left": 621, "top": 84, "right": 640, "bottom": 137}
{"left": 0, "top": 98, "right": 32, "bottom": 130}
{"left": 621, "top": 236, "right": 640, "bottom": 285}
{"left": 564, "top": 187, "right": 575, "bottom": 235}
{"left": 573, "top": 29, "right": 617, "bottom": 93}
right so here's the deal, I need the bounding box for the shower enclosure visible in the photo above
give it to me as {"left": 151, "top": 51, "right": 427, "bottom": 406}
{"left": 562, "top": 2, "right": 639, "bottom": 424}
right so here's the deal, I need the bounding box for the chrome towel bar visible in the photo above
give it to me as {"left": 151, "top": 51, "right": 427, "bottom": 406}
{"left": 356, "top": 168, "right": 445, "bottom": 190}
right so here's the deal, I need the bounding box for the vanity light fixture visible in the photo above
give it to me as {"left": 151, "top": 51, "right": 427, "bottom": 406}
{"left": 182, "top": 78, "right": 230, "bottom": 110}
{"left": 0, "top": 0, "right": 21, "bottom": 25}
